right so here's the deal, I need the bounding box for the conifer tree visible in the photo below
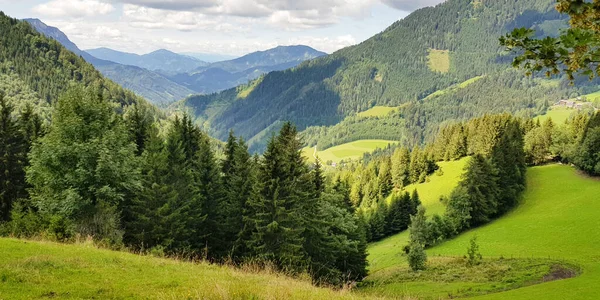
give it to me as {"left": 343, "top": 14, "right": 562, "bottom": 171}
{"left": 246, "top": 129, "right": 305, "bottom": 272}
{"left": 391, "top": 147, "right": 410, "bottom": 189}
{"left": 0, "top": 94, "right": 27, "bottom": 222}
{"left": 378, "top": 157, "right": 393, "bottom": 199}
{"left": 27, "top": 87, "right": 140, "bottom": 242}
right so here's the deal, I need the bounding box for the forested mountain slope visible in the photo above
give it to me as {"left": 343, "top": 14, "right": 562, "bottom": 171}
{"left": 0, "top": 13, "right": 156, "bottom": 115}
{"left": 24, "top": 19, "right": 195, "bottom": 106}
{"left": 180, "top": 0, "right": 582, "bottom": 152}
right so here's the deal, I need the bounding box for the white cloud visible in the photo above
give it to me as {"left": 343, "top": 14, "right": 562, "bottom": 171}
{"left": 381, "top": 0, "right": 446, "bottom": 11}
{"left": 32, "top": 0, "right": 114, "bottom": 18}
{"left": 123, "top": 4, "right": 249, "bottom": 32}
{"left": 95, "top": 25, "right": 121, "bottom": 38}
{"left": 115, "top": 0, "right": 376, "bottom": 30}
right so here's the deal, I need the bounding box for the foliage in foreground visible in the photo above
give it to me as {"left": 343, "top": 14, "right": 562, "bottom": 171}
{"left": 0, "top": 86, "right": 368, "bottom": 286}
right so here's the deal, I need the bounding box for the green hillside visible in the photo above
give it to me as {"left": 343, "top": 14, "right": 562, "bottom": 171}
{"left": 179, "top": 0, "right": 586, "bottom": 151}
{"left": 303, "top": 140, "right": 398, "bottom": 164}
{"left": 368, "top": 158, "right": 469, "bottom": 273}
{"left": 0, "top": 238, "right": 360, "bottom": 300}
{"left": 429, "top": 165, "right": 600, "bottom": 299}
{"left": 363, "top": 164, "right": 600, "bottom": 299}
{"left": 0, "top": 13, "right": 154, "bottom": 115}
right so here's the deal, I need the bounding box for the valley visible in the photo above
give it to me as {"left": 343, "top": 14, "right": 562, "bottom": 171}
{"left": 3, "top": 0, "right": 600, "bottom": 299}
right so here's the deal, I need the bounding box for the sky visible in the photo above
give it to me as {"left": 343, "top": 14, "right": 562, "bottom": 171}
{"left": 0, "top": 0, "right": 446, "bottom": 56}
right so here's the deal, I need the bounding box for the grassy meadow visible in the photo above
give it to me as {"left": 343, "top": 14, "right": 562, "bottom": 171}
{"left": 427, "top": 49, "right": 450, "bottom": 73}
{"left": 363, "top": 164, "right": 600, "bottom": 299}
{"left": 535, "top": 107, "right": 574, "bottom": 125}
{"left": 0, "top": 238, "right": 366, "bottom": 300}
{"left": 356, "top": 106, "right": 399, "bottom": 118}
{"left": 303, "top": 140, "right": 398, "bottom": 164}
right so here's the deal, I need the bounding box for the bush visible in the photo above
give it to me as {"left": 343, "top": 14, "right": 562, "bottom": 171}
{"left": 407, "top": 241, "right": 427, "bottom": 271}
{"left": 0, "top": 201, "right": 47, "bottom": 238}
{"left": 467, "top": 236, "right": 482, "bottom": 266}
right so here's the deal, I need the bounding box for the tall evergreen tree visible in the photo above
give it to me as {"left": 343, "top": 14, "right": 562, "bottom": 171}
{"left": 0, "top": 94, "right": 27, "bottom": 222}
{"left": 391, "top": 147, "right": 411, "bottom": 189}
{"left": 27, "top": 87, "right": 140, "bottom": 242}
{"left": 246, "top": 128, "right": 306, "bottom": 272}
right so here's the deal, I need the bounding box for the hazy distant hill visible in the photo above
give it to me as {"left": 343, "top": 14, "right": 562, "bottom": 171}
{"left": 25, "top": 19, "right": 195, "bottom": 105}
{"left": 169, "top": 45, "right": 327, "bottom": 94}
{"left": 180, "top": 52, "right": 238, "bottom": 63}
{"left": 86, "top": 47, "right": 209, "bottom": 75}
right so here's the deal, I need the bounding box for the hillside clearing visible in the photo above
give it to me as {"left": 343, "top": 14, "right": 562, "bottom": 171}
{"left": 424, "top": 75, "right": 485, "bottom": 100}
{"left": 427, "top": 49, "right": 450, "bottom": 73}
{"left": 0, "top": 238, "right": 361, "bottom": 300}
{"left": 535, "top": 108, "right": 574, "bottom": 125}
{"left": 303, "top": 140, "right": 398, "bottom": 164}
{"left": 357, "top": 106, "right": 399, "bottom": 118}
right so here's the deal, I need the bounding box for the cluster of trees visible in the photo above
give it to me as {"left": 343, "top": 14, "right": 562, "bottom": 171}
{"left": 522, "top": 111, "right": 600, "bottom": 176}
{"left": 0, "top": 94, "right": 43, "bottom": 223}
{"left": 331, "top": 114, "right": 527, "bottom": 251}
{"left": 408, "top": 115, "right": 526, "bottom": 248}
{"left": 361, "top": 191, "right": 421, "bottom": 242}
{"left": 0, "top": 87, "right": 367, "bottom": 285}
{"left": 330, "top": 145, "right": 438, "bottom": 242}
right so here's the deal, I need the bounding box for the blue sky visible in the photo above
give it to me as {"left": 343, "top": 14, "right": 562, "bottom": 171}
{"left": 0, "top": 0, "right": 446, "bottom": 56}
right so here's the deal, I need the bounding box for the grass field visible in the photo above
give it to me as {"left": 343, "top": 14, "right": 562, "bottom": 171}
{"left": 0, "top": 238, "right": 365, "bottom": 300}
{"left": 369, "top": 158, "right": 469, "bottom": 273}
{"left": 424, "top": 76, "right": 485, "bottom": 100}
{"left": 356, "top": 106, "right": 399, "bottom": 118}
{"left": 303, "top": 140, "right": 398, "bottom": 164}
{"left": 535, "top": 107, "right": 574, "bottom": 125}
{"left": 427, "top": 49, "right": 450, "bottom": 73}
{"left": 365, "top": 164, "right": 600, "bottom": 299}
{"left": 580, "top": 90, "right": 600, "bottom": 102}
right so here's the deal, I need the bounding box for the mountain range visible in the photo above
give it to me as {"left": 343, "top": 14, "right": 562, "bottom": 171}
{"left": 25, "top": 18, "right": 326, "bottom": 106}
{"left": 24, "top": 18, "right": 194, "bottom": 106}
{"left": 86, "top": 47, "right": 209, "bottom": 75}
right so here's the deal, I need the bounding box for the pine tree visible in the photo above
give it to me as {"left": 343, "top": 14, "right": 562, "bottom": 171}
{"left": 391, "top": 147, "right": 410, "bottom": 189}
{"left": 246, "top": 130, "right": 305, "bottom": 272}
{"left": 27, "top": 87, "right": 140, "bottom": 242}
{"left": 377, "top": 157, "right": 393, "bottom": 199}
{"left": 221, "top": 132, "right": 257, "bottom": 259}
{"left": 125, "top": 104, "right": 153, "bottom": 156}
{"left": 0, "top": 94, "right": 27, "bottom": 222}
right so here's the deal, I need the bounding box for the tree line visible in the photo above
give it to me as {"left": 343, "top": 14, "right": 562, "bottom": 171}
{"left": 0, "top": 87, "right": 367, "bottom": 286}
{"left": 329, "top": 114, "right": 527, "bottom": 248}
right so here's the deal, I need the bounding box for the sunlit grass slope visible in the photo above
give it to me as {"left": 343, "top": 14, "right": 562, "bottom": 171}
{"left": 429, "top": 165, "right": 600, "bottom": 299}
{"left": 303, "top": 140, "right": 398, "bottom": 164}
{"left": 356, "top": 106, "right": 399, "bottom": 118}
{"left": 369, "top": 157, "right": 470, "bottom": 272}
{"left": 0, "top": 238, "right": 364, "bottom": 300}
{"left": 366, "top": 165, "right": 600, "bottom": 299}
{"left": 427, "top": 49, "right": 450, "bottom": 73}
{"left": 535, "top": 107, "right": 574, "bottom": 125}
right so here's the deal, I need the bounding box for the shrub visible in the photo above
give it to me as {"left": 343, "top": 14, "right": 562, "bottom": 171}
{"left": 467, "top": 235, "right": 482, "bottom": 266}
{"left": 407, "top": 241, "right": 427, "bottom": 271}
